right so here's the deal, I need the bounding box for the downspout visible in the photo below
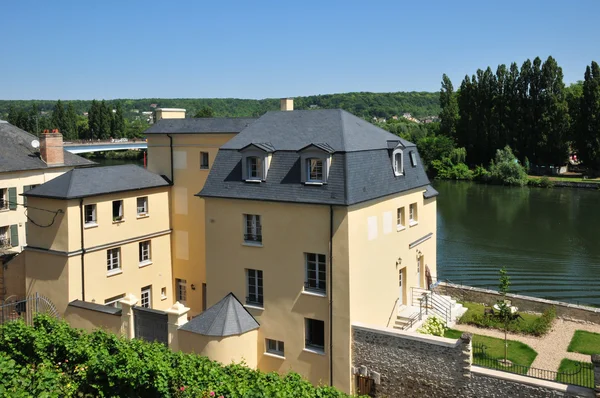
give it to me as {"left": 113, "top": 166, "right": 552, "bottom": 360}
{"left": 79, "top": 199, "right": 85, "bottom": 301}
{"left": 167, "top": 134, "right": 174, "bottom": 183}
{"left": 329, "top": 205, "right": 334, "bottom": 387}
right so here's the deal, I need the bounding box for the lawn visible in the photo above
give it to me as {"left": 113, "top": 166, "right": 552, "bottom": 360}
{"left": 567, "top": 330, "right": 600, "bottom": 355}
{"left": 556, "top": 359, "right": 595, "bottom": 388}
{"left": 444, "top": 329, "right": 538, "bottom": 374}
{"left": 457, "top": 301, "right": 555, "bottom": 336}
{"left": 528, "top": 175, "right": 600, "bottom": 183}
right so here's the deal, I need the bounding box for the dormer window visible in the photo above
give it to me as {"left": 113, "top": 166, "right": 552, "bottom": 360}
{"left": 393, "top": 148, "right": 404, "bottom": 176}
{"left": 247, "top": 156, "right": 262, "bottom": 180}
{"left": 307, "top": 158, "right": 324, "bottom": 182}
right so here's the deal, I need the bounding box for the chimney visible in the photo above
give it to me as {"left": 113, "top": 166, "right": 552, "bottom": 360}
{"left": 155, "top": 108, "right": 186, "bottom": 121}
{"left": 280, "top": 98, "right": 294, "bottom": 111}
{"left": 40, "top": 129, "right": 64, "bottom": 166}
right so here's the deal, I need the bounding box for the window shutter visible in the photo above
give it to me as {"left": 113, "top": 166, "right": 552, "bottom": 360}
{"left": 8, "top": 187, "right": 17, "bottom": 210}
{"left": 10, "top": 224, "right": 19, "bottom": 247}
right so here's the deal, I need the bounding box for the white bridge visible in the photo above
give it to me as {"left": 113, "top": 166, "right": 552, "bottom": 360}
{"left": 64, "top": 141, "right": 147, "bottom": 154}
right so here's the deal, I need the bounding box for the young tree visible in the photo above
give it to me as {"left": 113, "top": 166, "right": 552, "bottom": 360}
{"left": 497, "top": 267, "right": 512, "bottom": 362}
{"left": 439, "top": 74, "right": 458, "bottom": 138}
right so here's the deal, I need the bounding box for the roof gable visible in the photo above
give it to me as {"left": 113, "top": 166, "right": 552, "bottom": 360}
{"left": 297, "top": 143, "right": 335, "bottom": 154}
{"left": 239, "top": 143, "right": 275, "bottom": 153}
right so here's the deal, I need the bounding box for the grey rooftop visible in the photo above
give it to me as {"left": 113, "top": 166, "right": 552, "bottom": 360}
{"left": 179, "top": 293, "right": 259, "bottom": 337}
{"left": 144, "top": 117, "right": 256, "bottom": 134}
{"left": 24, "top": 164, "right": 170, "bottom": 200}
{"left": 0, "top": 122, "right": 93, "bottom": 173}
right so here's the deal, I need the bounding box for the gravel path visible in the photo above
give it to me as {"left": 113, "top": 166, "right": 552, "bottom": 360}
{"left": 453, "top": 319, "right": 600, "bottom": 372}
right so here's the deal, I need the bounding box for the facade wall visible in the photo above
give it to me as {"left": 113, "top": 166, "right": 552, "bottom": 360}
{"left": 25, "top": 250, "right": 70, "bottom": 312}
{"left": 348, "top": 187, "right": 437, "bottom": 328}
{"left": 64, "top": 305, "right": 122, "bottom": 334}
{"left": 0, "top": 166, "right": 73, "bottom": 253}
{"left": 147, "top": 133, "right": 236, "bottom": 316}
{"left": 1, "top": 252, "right": 26, "bottom": 298}
{"left": 178, "top": 329, "right": 259, "bottom": 368}
{"left": 205, "top": 197, "right": 334, "bottom": 388}
{"left": 25, "top": 197, "right": 71, "bottom": 252}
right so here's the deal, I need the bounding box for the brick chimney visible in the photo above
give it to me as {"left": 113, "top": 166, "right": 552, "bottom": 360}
{"left": 280, "top": 98, "right": 294, "bottom": 111}
{"left": 40, "top": 129, "right": 64, "bottom": 166}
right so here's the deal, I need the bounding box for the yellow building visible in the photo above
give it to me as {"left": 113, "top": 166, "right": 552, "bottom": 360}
{"left": 145, "top": 113, "right": 255, "bottom": 316}
{"left": 0, "top": 123, "right": 92, "bottom": 299}
{"left": 23, "top": 164, "right": 173, "bottom": 315}
{"left": 197, "top": 101, "right": 438, "bottom": 393}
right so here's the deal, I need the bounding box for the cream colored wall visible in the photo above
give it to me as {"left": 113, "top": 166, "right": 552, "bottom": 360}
{"left": 348, "top": 186, "right": 437, "bottom": 328}
{"left": 155, "top": 109, "right": 185, "bottom": 120}
{"left": 0, "top": 166, "right": 73, "bottom": 253}
{"left": 25, "top": 249, "right": 70, "bottom": 312}
{"left": 26, "top": 197, "right": 71, "bottom": 252}
{"left": 147, "top": 133, "right": 236, "bottom": 316}
{"left": 178, "top": 329, "right": 258, "bottom": 368}
{"left": 205, "top": 198, "right": 334, "bottom": 388}
{"left": 64, "top": 305, "right": 123, "bottom": 334}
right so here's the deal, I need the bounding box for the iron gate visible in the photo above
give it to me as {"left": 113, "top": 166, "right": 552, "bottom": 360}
{"left": 133, "top": 306, "right": 168, "bottom": 345}
{"left": 355, "top": 374, "right": 376, "bottom": 397}
{"left": 0, "top": 293, "right": 58, "bottom": 325}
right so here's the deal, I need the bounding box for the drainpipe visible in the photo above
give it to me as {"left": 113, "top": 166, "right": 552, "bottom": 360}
{"left": 329, "top": 205, "right": 334, "bottom": 387}
{"left": 79, "top": 199, "right": 86, "bottom": 301}
{"left": 167, "top": 134, "right": 174, "bottom": 183}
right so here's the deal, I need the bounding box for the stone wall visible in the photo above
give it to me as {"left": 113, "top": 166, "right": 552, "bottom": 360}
{"left": 435, "top": 282, "right": 600, "bottom": 324}
{"left": 351, "top": 322, "right": 597, "bottom": 398}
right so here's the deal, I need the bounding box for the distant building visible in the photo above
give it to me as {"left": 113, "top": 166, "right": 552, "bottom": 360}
{"left": 150, "top": 104, "right": 158, "bottom": 108}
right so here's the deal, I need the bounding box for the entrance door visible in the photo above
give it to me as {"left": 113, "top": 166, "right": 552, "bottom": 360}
{"left": 417, "top": 256, "right": 422, "bottom": 288}
{"left": 398, "top": 269, "right": 404, "bottom": 306}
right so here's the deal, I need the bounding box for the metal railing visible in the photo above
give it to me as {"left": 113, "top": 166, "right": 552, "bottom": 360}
{"left": 0, "top": 293, "right": 58, "bottom": 326}
{"left": 244, "top": 234, "right": 262, "bottom": 243}
{"left": 0, "top": 237, "right": 10, "bottom": 248}
{"left": 412, "top": 287, "right": 453, "bottom": 324}
{"left": 474, "top": 344, "right": 595, "bottom": 388}
{"left": 401, "top": 297, "right": 424, "bottom": 330}
{"left": 245, "top": 296, "right": 263, "bottom": 307}
{"left": 303, "top": 281, "right": 326, "bottom": 294}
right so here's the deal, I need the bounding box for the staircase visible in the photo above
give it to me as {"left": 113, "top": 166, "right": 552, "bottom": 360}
{"left": 411, "top": 288, "right": 467, "bottom": 327}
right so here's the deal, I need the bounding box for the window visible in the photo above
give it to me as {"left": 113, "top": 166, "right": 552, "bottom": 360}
{"left": 104, "top": 294, "right": 125, "bottom": 308}
{"left": 161, "top": 287, "right": 167, "bottom": 300}
{"left": 1, "top": 188, "right": 16, "bottom": 211}
{"left": 139, "top": 240, "right": 151, "bottom": 264}
{"left": 244, "top": 214, "right": 262, "bottom": 243}
{"left": 305, "top": 253, "right": 326, "bottom": 293}
{"left": 200, "top": 152, "right": 209, "bottom": 169}
{"left": 112, "top": 200, "right": 123, "bottom": 222}
{"left": 246, "top": 269, "right": 263, "bottom": 307}
{"left": 246, "top": 156, "right": 262, "bottom": 180}
{"left": 140, "top": 286, "right": 152, "bottom": 308}
{"left": 397, "top": 207, "right": 405, "bottom": 230}
{"left": 84, "top": 204, "right": 97, "bottom": 225}
{"left": 409, "top": 203, "right": 418, "bottom": 225}
{"left": 410, "top": 151, "right": 418, "bottom": 167}
{"left": 0, "top": 189, "right": 7, "bottom": 210}
{"left": 137, "top": 197, "right": 148, "bottom": 216}
{"left": 266, "top": 339, "right": 285, "bottom": 357}
{"left": 305, "top": 318, "right": 325, "bottom": 352}
{"left": 106, "top": 248, "right": 121, "bottom": 273}
{"left": 0, "top": 226, "right": 9, "bottom": 248}
{"left": 393, "top": 148, "right": 403, "bottom": 176}
{"left": 176, "top": 278, "right": 187, "bottom": 303}
{"left": 307, "top": 158, "right": 323, "bottom": 182}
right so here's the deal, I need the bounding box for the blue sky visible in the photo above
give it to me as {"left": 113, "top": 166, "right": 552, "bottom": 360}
{"left": 1, "top": 0, "right": 598, "bottom": 100}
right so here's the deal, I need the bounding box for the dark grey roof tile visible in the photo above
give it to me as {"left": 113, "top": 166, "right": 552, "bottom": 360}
{"left": 144, "top": 117, "right": 256, "bottom": 134}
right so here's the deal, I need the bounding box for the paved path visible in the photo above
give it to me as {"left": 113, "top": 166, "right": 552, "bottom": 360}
{"left": 453, "top": 319, "right": 600, "bottom": 372}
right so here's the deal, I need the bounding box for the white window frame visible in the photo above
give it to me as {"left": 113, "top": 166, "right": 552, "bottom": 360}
{"left": 246, "top": 269, "right": 263, "bottom": 307}
{"left": 106, "top": 248, "right": 121, "bottom": 274}
{"left": 393, "top": 148, "right": 404, "bottom": 176}
{"left": 305, "top": 318, "right": 325, "bottom": 353}
{"left": 266, "top": 339, "right": 285, "bottom": 357}
{"left": 409, "top": 203, "right": 418, "bottom": 226}
{"left": 112, "top": 200, "right": 124, "bottom": 222}
{"left": 84, "top": 204, "right": 97, "bottom": 226}
{"left": 139, "top": 240, "right": 151, "bottom": 265}
{"left": 136, "top": 197, "right": 148, "bottom": 217}
{"left": 246, "top": 156, "right": 262, "bottom": 181}
{"left": 305, "top": 253, "right": 326, "bottom": 294}
{"left": 306, "top": 158, "right": 324, "bottom": 183}
{"left": 410, "top": 151, "right": 418, "bottom": 167}
{"left": 244, "top": 214, "right": 262, "bottom": 244}
{"left": 176, "top": 278, "right": 187, "bottom": 303}
{"left": 104, "top": 294, "right": 125, "bottom": 308}
{"left": 397, "top": 207, "right": 406, "bottom": 231}
{"left": 200, "top": 152, "right": 209, "bottom": 169}
{"left": 140, "top": 285, "right": 152, "bottom": 308}
{"left": 0, "top": 189, "right": 8, "bottom": 211}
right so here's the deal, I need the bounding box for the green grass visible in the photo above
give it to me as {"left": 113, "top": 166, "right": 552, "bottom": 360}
{"left": 444, "top": 329, "right": 538, "bottom": 374}
{"left": 457, "top": 301, "right": 555, "bottom": 336}
{"left": 567, "top": 330, "right": 600, "bottom": 355}
{"left": 528, "top": 175, "right": 600, "bottom": 183}
{"left": 556, "top": 359, "right": 595, "bottom": 388}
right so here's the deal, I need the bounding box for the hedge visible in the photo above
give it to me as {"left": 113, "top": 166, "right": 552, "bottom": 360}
{"left": 0, "top": 316, "right": 355, "bottom": 398}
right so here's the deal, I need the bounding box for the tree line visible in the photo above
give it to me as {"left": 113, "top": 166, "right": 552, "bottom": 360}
{"left": 439, "top": 56, "right": 600, "bottom": 170}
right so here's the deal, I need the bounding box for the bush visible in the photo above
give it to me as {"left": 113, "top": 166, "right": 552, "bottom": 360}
{"left": 473, "top": 165, "right": 490, "bottom": 181}
{"left": 527, "top": 176, "right": 555, "bottom": 188}
{"left": 488, "top": 146, "right": 528, "bottom": 186}
{"left": 0, "top": 316, "right": 351, "bottom": 398}
{"left": 431, "top": 157, "right": 474, "bottom": 180}
{"left": 417, "top": 315, "right": 448, "bottom": 337}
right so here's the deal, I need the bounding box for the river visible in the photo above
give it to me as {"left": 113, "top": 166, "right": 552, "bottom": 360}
{"left": 435, "top": 180, "right": 600, "bottom": 306}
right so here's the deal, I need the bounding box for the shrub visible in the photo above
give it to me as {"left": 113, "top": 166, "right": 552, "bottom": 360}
{"left": 539, "top": 176, "right": 555, "bottom": 188}
{"left": 0, "top": 316, "right": 351, "bottom": 398}
{"left": 431, "top": 157, "right": 474, "bottom": 180}
{"left": 473, "top": 165, "right": 490, "bottom": 181}
{"left": 417, "top": 315, "right": 448, "bottom": 337}
{"left": 488, "top": 146, "right": 528, "bottom": 186}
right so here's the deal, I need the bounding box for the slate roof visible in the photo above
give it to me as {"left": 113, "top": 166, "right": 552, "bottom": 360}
{"left": 423, "top": 185, "right": 439, "bottom": 199}
{"left": 23, "top": 165, "right": 170, "bottom": 200}
{"left": 179, "top": 293, "right": 259, "bottom": 337}
{"left": 144, "top": 117, "right": 256, "bottom": 134}
{"left": 199, "top": 109, "right": 432, "bottom": 206}
{"left": 0, "top": 121, "right": 94, "bottom": 173}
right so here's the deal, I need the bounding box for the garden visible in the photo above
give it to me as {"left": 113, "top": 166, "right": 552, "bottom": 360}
{"left": 0, "top": 316, "right": 353, "bottom": 398}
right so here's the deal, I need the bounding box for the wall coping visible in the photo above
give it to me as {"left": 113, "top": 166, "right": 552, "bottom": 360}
{"left": 352, "top": 322, "right": 461, "bottom": 348}
{"left": 471, "top": 366, "right": 595, "bottom": 397}
{"left": 68, "top": 300, "right": 122, "bottom": 316}
{"left": 439, "top": 282, "right": 600, "bottom": 314}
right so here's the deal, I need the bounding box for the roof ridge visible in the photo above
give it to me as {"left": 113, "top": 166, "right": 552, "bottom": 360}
{"left": 65, "top": 169, "right": 77, "bottom": 197}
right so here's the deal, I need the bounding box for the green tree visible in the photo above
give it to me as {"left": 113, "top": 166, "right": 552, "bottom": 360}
{"left": 576, "top": 61, "right": 600, "bottom": 169}
{"left": 489, "top": 146, "right": 528, "bottom": 186}
{"left": 88, "top": 100, "right": 100, "bottom": 140}
{"left": 7, "top": 105, "right": 17, "bottom": 125}
{"left": 194, "top": 106, "right": 215, "bottom": 118}
{"left": 112, "top": 103, "right": 125, "bottom": 137}
{"left": 439, "top": 74, "right": 458, "bottom": 138}
{"left": 51, "top": 99, "right": 66, "bottom": 133}
{"left": 64, "top": 102, "right": 79, "bottom": 140}
{"left": 99, "top": 100, "right": 113, "bottom": 139}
